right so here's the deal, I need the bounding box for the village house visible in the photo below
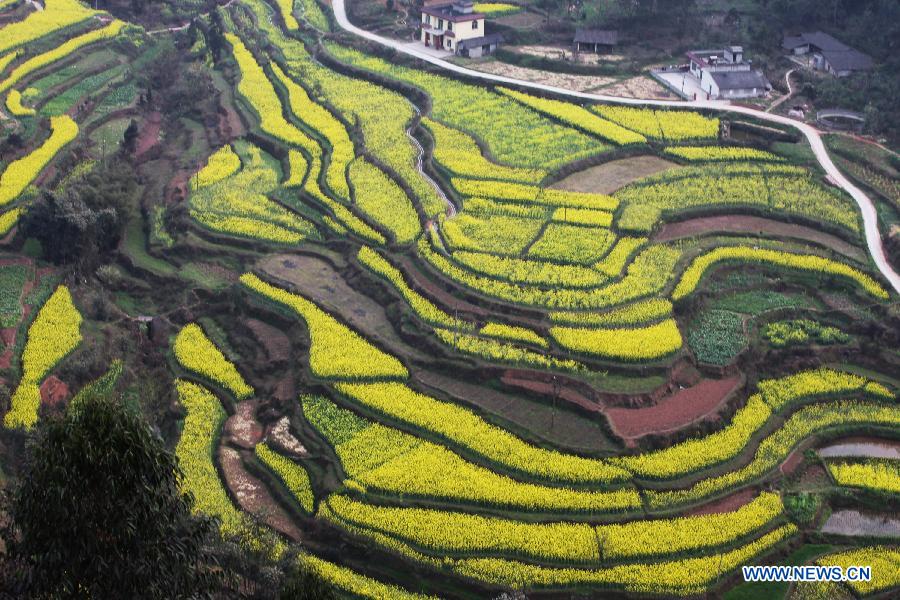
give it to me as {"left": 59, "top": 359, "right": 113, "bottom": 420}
{"left": 686, "top": 45, "right": 769, "bottom": 99}
{"left": 420, "top": 1, "right": 501, "bottom": 57}
{"left": 573, "top": 29, "right": 618, "bottom": 54}
{"left": 782, "top": 32, "right": 873, "bottom": 77}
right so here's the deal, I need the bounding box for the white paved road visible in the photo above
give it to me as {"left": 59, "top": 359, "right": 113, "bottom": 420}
{"left": 330, "top": 0, "right": 900, "bottom": 295}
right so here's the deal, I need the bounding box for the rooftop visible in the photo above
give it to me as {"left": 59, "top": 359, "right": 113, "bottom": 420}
{"left": 457, "top": 33, "right": 504, "bottom": 50}
{"left": 573, "top": 29, "right": 619, "bottom": 45}
{"left": 422, "top": 1, "right": 484, "bottom": 22}
{"left": 687, "top": 46, "right": 748, "bottom": 67}
{"left": 709, "top": 70, "right": 769, "bottom": 90}
{"left": 782, "top": 32, "right": 873, "bottom": 71}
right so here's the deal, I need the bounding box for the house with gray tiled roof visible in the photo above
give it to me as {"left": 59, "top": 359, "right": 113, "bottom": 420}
{"left": 782, "top": 32, "right": 874, "bottom": 77}
{"left": 686, "top": 45, "right": 770, "bottom": 99}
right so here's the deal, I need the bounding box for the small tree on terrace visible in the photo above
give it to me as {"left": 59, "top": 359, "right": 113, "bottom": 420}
{"left": 1, "top": 389, "right": 219, "bottom": 597}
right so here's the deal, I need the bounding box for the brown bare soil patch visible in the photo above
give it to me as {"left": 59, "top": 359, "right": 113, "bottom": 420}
{"left": 780, "top": 447, "right": 805, "bottom": 475}
{"left": 258, "top": 253, "right": 421, "bottom": 357}
{"left": 604, "top": 375, "right": 742, "bottom": 440}
{"left": 394, "top": 255, "right": 490, "bottom": 318}
{"left": 218, "top": 446, "right": 302, "bottom": 540}
{"left": 550, "top": 155, "right": 678, "bottom": 195}
{"left": 0, "top": 328, "right": 15, "bottom": 348}
{"left": 493, "top": 11, "right": 544, "bottom": 28}
{"left": 244, "top": 318, "right": 290, "bottom": 364}
{"left": 799, "top": 463, "right": 827, "bottom": 487}
{"left": 0, "top": 257, "right": 32, "bottom": 268}
{"left": 415, "top": 369, "right": 616, "bottom": 453}
{"left": 654, "top": 215, "right": 867, "bottom": 262}
{"left": 686, "top": 488, "right": 756, "bottom": 516}
{"left": 135, "top": 111, "right": 162, "bottom": 159}
{"left": 224, "top": 401, "right": 264, "bottom": 450}
{"left": 499, "top": 372, "right": 602, "bottom": 414}
{"left": 0, "top": 350, "right": 11, "bottom": 369}
{"left": 166, "top": 169, "right": 190, "bottom": 205}
{"left": 271, "top": 375, "right": 295, "bottom": 406}
{"left": 40, "top": 375, "right": 69, "bottom": 408}
{"left": 217, "top": 101, "right": 245, "bottom": 142}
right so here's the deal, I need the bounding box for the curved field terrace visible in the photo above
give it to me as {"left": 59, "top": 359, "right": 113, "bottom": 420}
{"left": 0, "top": 0, "right": 897, "bottom": 598}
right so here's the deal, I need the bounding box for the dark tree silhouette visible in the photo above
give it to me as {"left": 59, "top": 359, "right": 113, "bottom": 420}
{"left": 1, "top": 391, "right": 219, "bottom": 598}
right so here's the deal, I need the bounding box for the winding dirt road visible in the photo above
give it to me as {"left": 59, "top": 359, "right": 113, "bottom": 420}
{"left": 330, "top": 0, "right": 900, "bottom": 295}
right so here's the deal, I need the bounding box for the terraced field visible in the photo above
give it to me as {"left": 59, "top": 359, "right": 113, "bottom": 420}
{"left": 0, "top": 0, "right": 897, "bottom": 597}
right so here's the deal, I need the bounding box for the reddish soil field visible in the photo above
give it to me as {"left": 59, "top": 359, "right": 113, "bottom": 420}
{"left": 799, "top": 464, "right": 827, "bottom": 487}
{"left": 244, "top": 318, "right": 291, "bottom": 363}
{"left": 218, "top": 101, "right": 245, "bottom": 141}
{"left": 224, "top": 401, "right": 264, "bottom": 450}
{"left": 166, "top": 169, "right": 190, "bottom": 205}
{"left": 0, "top": 257, "right": 32, "bottom": 268}
{"left": 780, "top": 447, "right": 805, "bottom": 475}
{"left": 0, "top": 328, "right": 16, "bottom": 348}
{"left": 218, "top": 446, "right": 302, "bottom": 540}
{"left": 654, "top": 215, "right": 866, "bottom": 262}
{"left": 394, "top": 255, "right": 491, "bottom": 318}
{"left": 40, "top": 375, "right": 70, "bottom": 408}
{"left": 686, "top": 488, "right": 757, "bottom": 516}
{"left": 604, "top": 375, "right": 742, "bottom": 440}
{"left": 499, "top": 373, "right": 603, "bottom": 414}
{"left": 135, "top": 111, "right": 162, "bottom": 159}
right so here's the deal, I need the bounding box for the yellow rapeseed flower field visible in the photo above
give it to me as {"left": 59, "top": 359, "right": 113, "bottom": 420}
{"left": 0, "top": 115, "right": 78, "bottom": 207}
{"left": 173, "top": 323, "right": 253, "bottom": 400}
{"left": 5, "top": 286, "right": 82, "bottom": 429}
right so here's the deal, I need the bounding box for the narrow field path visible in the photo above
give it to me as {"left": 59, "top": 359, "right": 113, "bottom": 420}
{"left": 330, "top": 0, "right": 900, "bottom": 296}
{"left": 766, "top": 68, "right": 796, "bottom": 113}
{"left": 406, "top": 102, "right": 455, "bottom": 217}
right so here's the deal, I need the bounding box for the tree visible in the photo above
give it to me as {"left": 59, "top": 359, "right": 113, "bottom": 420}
{"left": 123, "top": 118, "right": 139, "bottom": 153}
{"left": 20, "top": 159, "right": 135, "bottom": 271}
{"left": 1, "top": 390, "right": 219, "bottom": 597}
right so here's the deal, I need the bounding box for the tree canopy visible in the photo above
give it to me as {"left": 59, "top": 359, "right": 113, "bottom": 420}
{"left": 2, "top": 390, "right": 218, "bottom": 598}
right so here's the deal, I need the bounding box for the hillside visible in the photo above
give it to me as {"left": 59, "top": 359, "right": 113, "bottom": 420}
{"left": 0, "top": 0, "right": 898, "bottom": 597}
